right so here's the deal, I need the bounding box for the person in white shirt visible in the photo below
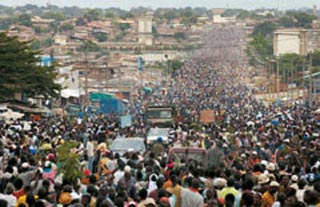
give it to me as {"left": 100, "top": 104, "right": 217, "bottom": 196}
{"left": 0, "top": 183, "right": 17, "bottom": 207}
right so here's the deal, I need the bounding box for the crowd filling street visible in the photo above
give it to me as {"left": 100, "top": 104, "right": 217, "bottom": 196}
{"left": 1, "top": 26, "right": 320, "bottom": 207}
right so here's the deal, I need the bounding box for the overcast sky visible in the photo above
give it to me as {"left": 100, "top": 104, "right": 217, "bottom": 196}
{"left": 1, "top": 0, "right": 319, "bottom": 10}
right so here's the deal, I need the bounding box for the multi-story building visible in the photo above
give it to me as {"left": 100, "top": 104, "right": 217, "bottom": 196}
{"left": 138, "top": 12, "right": 153, "bottom": 46}
{"left": 273, "top": 28, "right": 320, "bottom": 56}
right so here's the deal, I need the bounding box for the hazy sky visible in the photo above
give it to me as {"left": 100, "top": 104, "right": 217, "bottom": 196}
{"left": 1, "top": 0, "right": 319, "bottom": 10}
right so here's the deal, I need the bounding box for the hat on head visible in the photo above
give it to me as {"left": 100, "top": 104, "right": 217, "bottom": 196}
{"left": 267, "top": 163, "right": 276, "bottom": 171}
{"left": 258, "top": 174, "right": 270, "bottom": 185}
{"left": 124, "top": 201, "right": 137, "bottom": 207}
{"left": 83, "top": 169, "right": 91, "bottom": 176}
{"left": 291, "top": 175, "right": 299, "bottom": 183}
{"left": 144, "top": 198, "right": 156, "bottom": 206}
{"left": 124, "top": 165, "right": 131, "bottom": 173}
{"left": 59, "top": 192, "right": 72, "bottom": 205}
{"left": 270, "top": 181, "right": 280, "bottom": 187}
{"left": 47, "top": 153, "right": 55, "bottom": 161}
{"left": 261, "top": 160, "right": 268, "bottom": 167}
{"left": 283, "top": 139, "right": 290, "bottom": 143}
{"left": 22, "top": 162, "right": 30, "bottom": 169}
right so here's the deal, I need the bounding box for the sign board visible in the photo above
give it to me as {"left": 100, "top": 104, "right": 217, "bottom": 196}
{"left": 138, "top": 56, "right": 143, "bottom": 71}
{"left": 121, "top": 115, "right": 132, "bottom": 128}
{"left": 200, "top": 110, "right": 215, "bottom": 124}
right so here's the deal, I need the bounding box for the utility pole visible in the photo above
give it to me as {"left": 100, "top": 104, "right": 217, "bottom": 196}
{"left": 276, "top": 59, "right": 280, "bottom": 99}
{"left": 309, "top": 53, "right": 313, "bottom": 108}
{"left": 302, "top": 57, "right": 306, "bottom": 100}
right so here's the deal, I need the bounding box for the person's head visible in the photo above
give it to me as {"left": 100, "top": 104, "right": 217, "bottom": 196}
{"left": 297, "top": 179, "right": 306, "bottom": 190}
{"left": 225, "top": 194, "right": 235, "bottom": 207}
{"left": 37, "top": 187, "right": 48, "bottom": 199}
{"left": 139, "top": 188, "right": 148, "bottom": 200}
{"left": 81, "top": 194, "right": 91, "bottom": 206}
{"left": 4, "top": 183, "right": 15, "bottom": 194}
{"left": 241, "top": 193, "right": 254, "bottom": 206}
{"left": 191, "top": 178, "right": 200, "bottom": 190}
{"left": 34, "top": 200, "right": 45, "bottom": 207}
{"left": 277, "top": 192, "right": 287, "bottom": 206}
{"left": 0, "top": 199, "right": 8, "bottom": 207}
{"left": 227, "top": 178, "right": 235, "bottom": 187}
{"left": 304, "top": 190, "right": 319, "bottom": 205}
{"left": 242, "top": 178, "right": 254, "bottom": 191}
{"left": 269, "top": 181, "right": 280, "bottom": 195}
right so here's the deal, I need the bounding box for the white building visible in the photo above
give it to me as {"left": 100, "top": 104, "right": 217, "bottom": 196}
{"left": 212, "top": 14, "right": 236, "bottom": 24}
{"left": 138, "top": 12, "right": 153, "bottom": 46}
{"left": 273, "top": 29, "right": 320, "bottom": 56}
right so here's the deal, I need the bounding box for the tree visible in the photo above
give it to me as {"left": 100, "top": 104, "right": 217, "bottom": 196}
{"left": 249, "top": 34, "right": 273, "bottom": 58}
{"left": 279, "top": 16, "right": 295, "bottom": 28}
{"left": 252, "top": 22, "right": 276, "bottom": 38}
{"left": 41, "top": 12, "right": 66, "bottom": 21}
{"left": 237, "top": 10, "right": 251, "bottom": 19}
{"left": 56, "top": 141, "right": 83, "bottom": 185}
{"left": 18, "top": 14, "right": 32, "bottom": 27}
{"left": 93, "top": 32, "right": 107, "bottom": 42}
{"left": 170, "top": 59, "right": 184, "bottom": 73}
{"left": 117, "top": 23, "right": 131, "bottom": 31}
{"left": 0, "top": 33, "right": 61, "bottom": 100}
{"left": 84, "top": 9, "right": 101, "bottom": 22}
{"left": 174, "top": 32, "right": 186, "bottom": 40}
{"left": 78, "top": 40, "right": 101, "bottom": 53}
{"left": 294, "top": 12, "right": 316, "bottom": 28}
{"left": 59, "top": 23, "right": 74, "bottom": 32}
{"left": 75, "top": 17, "right": 87, "bottom": 26}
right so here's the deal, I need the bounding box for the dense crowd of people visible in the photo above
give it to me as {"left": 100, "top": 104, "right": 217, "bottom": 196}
{"left": 0, "top": 25, "right": 320, "bottom": 207}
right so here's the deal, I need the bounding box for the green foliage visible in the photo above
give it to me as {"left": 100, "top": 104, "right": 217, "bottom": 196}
{"left": 0, "top": 33, "right": 61, "bottom": 100}
{"left": 59, "top": 23, "right": 74, "bottom": 32}
{"left": 120, "top": 12, "right": 134, "bottom": 20}
{"left": 181, "top": 15, "right": 198, "bottom": 26}
{"left": 30, "top": 40, "right": 41, "bottom": 50}
{"left": 170, "top": 59, "right": 184, "bottom": 73}
{"left": 163, "top": 10, "right": 179, "bottom": 22}
{"left": 93, "top": 32, "right": 107, "bottom": 42}
{"left": 56, "top": 141, "right": 83, "bottom": 185}
{"left": 18, "top": 14, "right": 32, "bottom": 26}
{"left": 279, "top": 16, "right": 295, "bottom": 28}
{"left": 252, "top": 22, "right": 276, "bottom": 38}
{"left": 113, "top": 31, "right": 126, "bottom": 41}
{"left": 293, "top": 12, "right": 316, "bottom": 28}
{"left": 41, "top": 12, "right": 66, "bottom": 21}
{"left": 78, "top": 40, "right": 102, "bottom": 52}
{"left": 249, "top": 34, "right": 273, "bottom": 58}
{"left": 237, "top": 10, "right": 251, "bottom": 19}
{"left": 116, "top": 23, "right": 131, "bottom": 31}
{"left": 42, "top": 38, "right": 53, "bottom": 48}
{"left": 174, "top": 32, "right": 186, "bottom": 40}
{"left": 84, "top": 9, "right": 101, "bottom": 22}
{"left": 75, "top": 17, "right": 87, "bottom": 26}
{"left": 105, "top": 12, "right": 116, "bottom": 18}
{"left": 313, "top": 50, "right": 320, "bottom": 67}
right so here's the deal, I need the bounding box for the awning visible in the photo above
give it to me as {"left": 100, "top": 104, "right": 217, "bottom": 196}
{"left": 90, "top": 93, "right": 116, "bottom": 101}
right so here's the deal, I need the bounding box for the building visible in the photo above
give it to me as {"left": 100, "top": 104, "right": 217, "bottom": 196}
{"left": 7, "top": 25, "right": 35, "bottom": 42}
{"left": 138, "top": 12, "right": 153, "bottom": 46}
{"left": 212, "top": 14, "right": 236, "bottom": 24}
{"left": 31, "top": 16, "right": 55, "bottom": 28}
{"left": 273, "top": 28, "right": 320, "bottom": 56}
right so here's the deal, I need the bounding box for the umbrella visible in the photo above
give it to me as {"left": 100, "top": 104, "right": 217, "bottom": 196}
{"left": 271, "top": 120, "right": 279, "bottom": 126}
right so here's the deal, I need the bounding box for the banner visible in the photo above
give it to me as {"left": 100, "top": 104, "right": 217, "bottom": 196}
{"left": 121, "top": 115, "right": 132, "bottom": 128}
{"left": 200, "top": 110, "right": 215, "bottom": 124}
